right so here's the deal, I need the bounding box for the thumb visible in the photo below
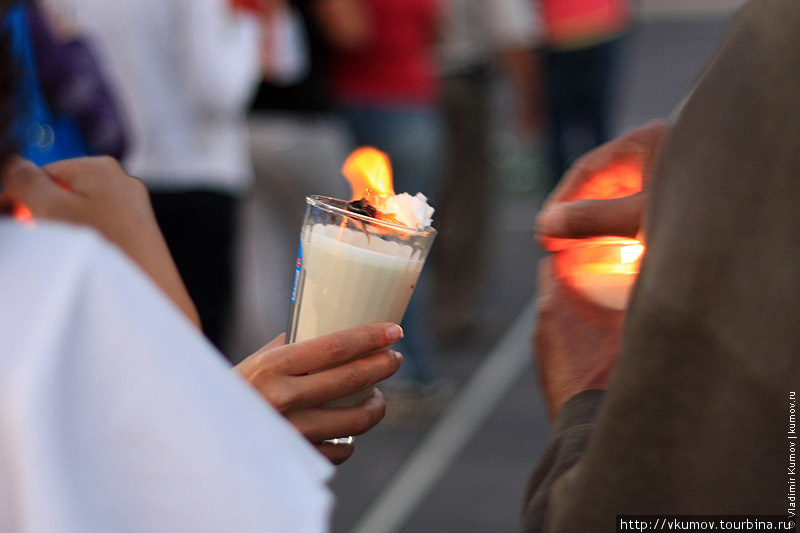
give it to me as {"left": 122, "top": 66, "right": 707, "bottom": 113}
{"left": 536, "top": 192, "right": 644, "bottom": 250}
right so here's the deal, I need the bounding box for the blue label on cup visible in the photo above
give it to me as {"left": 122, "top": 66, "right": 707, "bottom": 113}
{"left": 291, "top": 240, "right": 302, "bottom": 304}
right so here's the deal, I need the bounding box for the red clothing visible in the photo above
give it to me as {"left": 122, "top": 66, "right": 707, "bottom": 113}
{"left": 230, "top": 0, "right": 265, "bottom": 14}
{"left": 330, "top": 0, "right": 440, "bottom": 106}
{"left": 541, "top": 0, "right": 630, "bottom": 48}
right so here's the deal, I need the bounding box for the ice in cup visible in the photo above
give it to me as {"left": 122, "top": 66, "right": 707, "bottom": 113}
{"left": 285, "top": 148, "right": 436, "bottom": 408}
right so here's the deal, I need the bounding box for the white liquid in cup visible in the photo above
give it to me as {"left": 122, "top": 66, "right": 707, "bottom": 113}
{"left": 292, "top": 223, "right": 424, "bottom": 340}
{"left": 288, "top": 222, "right": 427, "bottom": 407}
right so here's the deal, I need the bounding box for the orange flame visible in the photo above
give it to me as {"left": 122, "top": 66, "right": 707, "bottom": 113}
{"left": 620, "top": 242, "right": 644, "bottom": 264}
{"left": 342, "top": 147, "right": 395, "bottom": 203}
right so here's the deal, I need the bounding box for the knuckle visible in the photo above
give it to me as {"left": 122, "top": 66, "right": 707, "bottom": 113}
{"left": 265, "top": 382, "right": 298, "bottom": 412}
{"left": 319, "top": 336, "right": 346, "bottom": 360}
{"left": 342, "top": 364, "right": 371, "bottom": 392}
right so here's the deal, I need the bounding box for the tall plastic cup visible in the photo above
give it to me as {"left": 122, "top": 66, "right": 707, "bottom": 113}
{"left": 286, "top": 195, "right": 437, "bottom": 410}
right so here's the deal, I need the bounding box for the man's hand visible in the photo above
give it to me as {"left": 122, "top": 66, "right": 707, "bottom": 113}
{"left": 532, "top": 121, "right": 667, "bottom": 419}
{"left": 536, "top": 120, "right": 668, "bottom": 250}
{"left": 0, "top": 156, "right": 200, "bottom": 327}
{"left": 235, "top": 322, "right": 404, "bottom": 464}
{"left": 534, "top": 258, "right": 624, "bottom": 420}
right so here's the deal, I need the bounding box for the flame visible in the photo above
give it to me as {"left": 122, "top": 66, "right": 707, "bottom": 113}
{"left": 555, "top": 238, "right": 644, "bottom": 284}
{"left": 342, "top": 147, "right": 394, "bottom": 202}
{"left": 620, "top": 243, "right": 644, "bottom": 264}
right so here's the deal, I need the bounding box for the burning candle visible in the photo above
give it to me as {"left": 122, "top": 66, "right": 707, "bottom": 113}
{"left": 555, "top": 238, "right": 644, "bottom": 310}
{"left": 286, "top": 147, "right": 436, "bottom": 410}
{"left": 543, "top": 159, "right": 647, "bottom": 310}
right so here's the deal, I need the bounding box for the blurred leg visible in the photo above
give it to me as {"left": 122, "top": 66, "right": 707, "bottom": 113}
{"left": 433, "top": 70, "right": 493, "bottom": 343}
{"left": 150, "top": 189, "right": 237, "bottom": 355}
{"left": 544, "top": 38, "right": 623, "bottom": 186}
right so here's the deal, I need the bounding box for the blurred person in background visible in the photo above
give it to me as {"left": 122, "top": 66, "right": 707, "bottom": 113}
{"left": 323, "top": 0, "right": 443, "bottom": 201}
{"left": 537, "top": 0, "right": 631, "bottom": 188}
{"left": 236, "top": 0, "right": 352, "bottom": 356}
{"left": 41, "top": 0, "right": 263, "bottom": 354}
{"left": 433, "top": 0, "right": 543, "bottom": 345}
{"left": 321, "top": 0, "right": 448, "bottom": 405}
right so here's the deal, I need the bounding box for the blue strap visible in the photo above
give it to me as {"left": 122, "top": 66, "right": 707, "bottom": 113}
{"left": 4, "top": 4, "right": 89, "bottom": 165}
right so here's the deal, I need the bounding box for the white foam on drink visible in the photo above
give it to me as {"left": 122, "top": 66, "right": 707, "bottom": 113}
{"left": 376, "top": 193, "right": 434, "bottom": 230}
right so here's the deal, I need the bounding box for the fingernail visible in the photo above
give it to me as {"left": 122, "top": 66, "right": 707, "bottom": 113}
{"left": 392, "top": 350, "right": 404, "bottom": 363}
{"left": 538, "top": 206, "right": 568, "bottom": 237}
{"left": 386, "top": 324, "right": 404, "bottom": 342}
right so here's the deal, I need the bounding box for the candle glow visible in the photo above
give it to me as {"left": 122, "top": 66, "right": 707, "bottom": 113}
{"left": 556, "top": 238, "right": 644, "bottom": 310}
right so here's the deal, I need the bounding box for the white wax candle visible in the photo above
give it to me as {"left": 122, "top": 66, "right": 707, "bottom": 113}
{"left": 563, "top": 242, "right": 642, "bottom": 310}
{"left": 571, "top": 268, "right": 636, "bottom": 310}
{"left": 292, "top": 223, "right": 424, "bottom": 343}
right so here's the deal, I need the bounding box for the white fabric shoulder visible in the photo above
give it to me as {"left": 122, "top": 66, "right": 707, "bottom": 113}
{"left": 0, "top": 220, "right": 333, "bottom": 533}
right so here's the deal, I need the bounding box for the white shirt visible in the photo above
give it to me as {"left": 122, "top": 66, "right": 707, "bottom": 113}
{"left": 43, "top": 0, "right": 260, "bottom": 193}
{"left": 438, "top": 0, "right": 544, "bottom": 74}
{"left": 0, "top": 219, "right": 333, "bottom": 532}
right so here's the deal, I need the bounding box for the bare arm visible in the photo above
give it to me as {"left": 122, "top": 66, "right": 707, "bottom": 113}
{"left": 1, "top": 157, "right": 201, "bottom": 327}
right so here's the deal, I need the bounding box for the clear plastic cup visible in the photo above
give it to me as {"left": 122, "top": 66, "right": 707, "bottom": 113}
{"left": 286, "top": 195, "right": 437, "bottom": 409}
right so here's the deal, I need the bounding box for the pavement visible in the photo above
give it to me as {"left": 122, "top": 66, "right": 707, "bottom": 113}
{"left": 637, "top": 0, "right": 748, "bottom": 19}
{"left": 321, "top": 10, "right": 740, "bottom": 533}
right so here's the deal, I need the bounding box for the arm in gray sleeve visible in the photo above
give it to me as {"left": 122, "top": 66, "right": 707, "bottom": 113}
{"left": 522, "top": 390, "right": 604, "bottom": 533}
{"left": 527, "top": 1, "right": 800, "bottom": 529}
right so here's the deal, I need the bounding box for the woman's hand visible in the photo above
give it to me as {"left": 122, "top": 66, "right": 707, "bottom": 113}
{"left": 536, "top": 120, "right": 668, "bottom": 250}
{"left": 235, "top": 322, "right": 404, "bottom": 464}
{"left": 0, "top": 156, "right": 200, "bottom": 327}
